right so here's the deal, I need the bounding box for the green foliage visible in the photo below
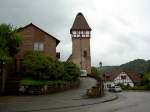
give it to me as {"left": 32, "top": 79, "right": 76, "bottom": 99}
{"left": 23, "top": 52, "right": 60, "bottom": 80}
{"left": 49, "top": 59, "right": 66, "bottom": 80}
{"left": 63, "top": 62, "right": 80, "bottom": 81}
{"left": 120, "top": 59, "right": 148, "bottom": 75}
{"left": 91, "top": 67, "right": 103, "bottom": 77}
{"left": 140, "top": 73, "right": 150, "bottom": 89}
{"left": 102, "top": 59, "right": 150, "bottom": 75}
{"left": 129, "top": 86, "right": 147, "bottom": 90}
{"left": 22, "top": 52, "right": 80, "bottom": 81}
{"left": 20, "top": 78, "right": 45, "bottom": 86}
{"left": 119, "top": 84, "right": 130, "bottom": 90}
{"left": 0, "top": 24, "right": 22, "bottom": 64}
{"left": 20, "top": 79, "right": 67, "bottom": 86}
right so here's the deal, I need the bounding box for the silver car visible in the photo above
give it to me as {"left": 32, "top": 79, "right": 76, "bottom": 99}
{"left": 109, "top": 86, "right": 122, "bottom": 92}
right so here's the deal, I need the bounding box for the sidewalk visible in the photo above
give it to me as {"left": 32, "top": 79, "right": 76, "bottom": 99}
{"left": 0, "top": 78, "right": 118, "bottom": 112}
{"left": 44, "top": 92, "right": 118, "bottom": 110}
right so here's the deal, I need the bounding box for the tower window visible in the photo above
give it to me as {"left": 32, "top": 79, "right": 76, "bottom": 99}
{"left": 72, "top": 31, "right": 76, "bottom": 34}
{"left": 83, "top": 50, "right": 87, "bottom": 57}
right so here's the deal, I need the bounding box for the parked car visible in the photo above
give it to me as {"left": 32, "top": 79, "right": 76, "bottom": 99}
{"left": 109, "top": 86, "right": 122, "bottom": 92}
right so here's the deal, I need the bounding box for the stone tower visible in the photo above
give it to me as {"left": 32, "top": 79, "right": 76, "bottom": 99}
{"left": 69, "top": 12, "right": 92, "bottom": 74}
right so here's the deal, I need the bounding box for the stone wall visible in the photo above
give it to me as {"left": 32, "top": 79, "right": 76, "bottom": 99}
{"left": 19, "top": 81, "right": 80, "bottom": 95}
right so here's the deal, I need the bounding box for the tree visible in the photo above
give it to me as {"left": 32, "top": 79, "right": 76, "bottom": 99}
{"left": 0, "top": 24, "right": 22, "bottom": 58}
{"left": 140, "top": 73, "right": 150, "bottom": 86}
{"left": 23, "top": 52, "right": 52, "bottom": 80}
{"left": 63, "top": 62, "right": 80, "bottom": 81}
{"left": 22, "top": 52, "right": 66, "bottom": 80}
{"left": 0, "top": 24, "right": 22, "bottom": 94}
{"left": 91, "top": 67, "right": 104, "bottom": 77}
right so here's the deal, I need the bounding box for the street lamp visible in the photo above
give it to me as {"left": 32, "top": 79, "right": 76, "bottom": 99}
{"left": 99, "top": 62, "right": 102, "bottom": 70}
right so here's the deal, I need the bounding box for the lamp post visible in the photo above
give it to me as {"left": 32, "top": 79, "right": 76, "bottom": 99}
{"left": 99, "top": 62, "right": 102, "bottom": 70}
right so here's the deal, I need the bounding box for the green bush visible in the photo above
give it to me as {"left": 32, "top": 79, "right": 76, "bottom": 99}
{"left": 22, "top": 52, "right": 80, "bottom": 82}
{"left": 63, "top": 62, "right": 80, "bottom": 81}
{"left": 91, "top": 67, "right": 103, "bottom": 77}
{"left": 20, "top": 79, "right": 67, "bottom": 86}
{"left": 20, "top": 78, "right": 45, "bottom": 86}
{"left": 130, "top": 86, "right": 147, "bottom": 90}
{"left": 22, "top": 52, "right": 65, "bottom": 80}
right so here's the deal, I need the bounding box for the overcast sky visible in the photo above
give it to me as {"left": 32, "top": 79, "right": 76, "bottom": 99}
{"left": 0, "top": 0, "right": 150, "bottom": 66}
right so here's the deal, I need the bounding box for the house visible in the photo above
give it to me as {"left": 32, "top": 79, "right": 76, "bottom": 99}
{"left": 15, "top": 23, "right": 60, "bottom": 72}
{"left": 103, "top": 70, "right": 141, "bottom": 89}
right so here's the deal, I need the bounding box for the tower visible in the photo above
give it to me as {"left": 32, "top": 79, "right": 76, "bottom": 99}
{"left": 70, "top": 12, "right": 92, "bottom": 74}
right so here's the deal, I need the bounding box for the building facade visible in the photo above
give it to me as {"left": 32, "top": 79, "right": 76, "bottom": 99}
{"left": 16, "top": 23, "right": 60, "bottom": 71}
{"left": 104, "top": 71, "right": 141, "bottom": 90}
{"left": 68, "top": 12, "right": 92, "bottom": 74}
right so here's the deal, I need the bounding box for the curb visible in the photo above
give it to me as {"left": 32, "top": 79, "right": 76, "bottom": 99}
{"left": 15, "top": 93, "right": 118, "bottom": 112}
{"left": 101, "top": 94, "right": 118, "bottom": 103}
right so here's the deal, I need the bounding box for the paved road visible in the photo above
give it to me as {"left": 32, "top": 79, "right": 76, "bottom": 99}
{"left": 53, "top": 91, "right": 150, "bottom": 112}
{"left": 1, "top": 77, "right": 150, "bottom": 112}
{"left": 0, "top": 77, "right": 97, "bottom": 112}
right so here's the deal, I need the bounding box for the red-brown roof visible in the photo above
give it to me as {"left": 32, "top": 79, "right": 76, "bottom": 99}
{"left": 70, "top": 12, "right": 91, "bottom": 32}
{"left": 17, "top": 23, "right": 60, "bottom": 46}
{"left": 126, "top": 71, "right": 141, "bottom": 83}
{"left": 104, "top": 70, "right": 122, "bottom": 81}
{"left": 104, "top": 70, "right": 141, "bottom": 83}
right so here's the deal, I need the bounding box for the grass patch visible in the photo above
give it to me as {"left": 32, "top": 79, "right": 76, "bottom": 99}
{"left": 20, "top": 79, "right": 45, "bottom": 86}
{"left": 20, "top": 79, "right": 79, "bottom": 86}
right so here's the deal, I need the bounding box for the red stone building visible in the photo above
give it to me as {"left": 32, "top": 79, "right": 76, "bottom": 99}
{"left": 16, "top": 23, "right": 60, "bottom": 71}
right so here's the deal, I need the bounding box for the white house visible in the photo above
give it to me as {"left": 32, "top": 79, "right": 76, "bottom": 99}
{"left": 114, "top": 72, "right": 134, "bottom": 87}
{"left": 104, "top": 71, "right": 141, "bottom": 90}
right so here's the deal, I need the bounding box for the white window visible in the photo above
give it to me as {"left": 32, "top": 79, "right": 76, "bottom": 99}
{"left": 77, "top": 34, "right": 80, "bottom": 37}
{"left": 72, "top": 31, "right": 76, "bottom": 35}
{"left": 34, "top": 42, "right": 44, "bottom": 51}
{"left": 86, "top": 31, "right": 90, "bottom": 34}
{"left": 34, "top": 43, "right": 39, "bottom": 51}
{"left": 86, "top": 34, "right": 89, "bottom": 37}
{"left": 76, "top": 31, "right": 79, "bottom": 34}
{"left": 82, "top": 34, "right": 86, "bottom": 37}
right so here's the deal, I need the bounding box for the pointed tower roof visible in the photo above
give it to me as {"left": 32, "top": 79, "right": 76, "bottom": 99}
{"left": 70, "top": 12, "right": 91, "bottom": 31}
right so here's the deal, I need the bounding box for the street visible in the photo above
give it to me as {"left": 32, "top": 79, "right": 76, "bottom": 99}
{"left": 0, "top": 77, "right": 150, "bottom": 112}
{"left": 84, "top": 91, "right": 150, "bottom": 112}
{"left": 45, "top": 91, "right": 150, "bottom": 112}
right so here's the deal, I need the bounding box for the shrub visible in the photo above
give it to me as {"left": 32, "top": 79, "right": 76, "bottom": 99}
{"left": 22, "top": 52, "right": 65, "bottom": 80}
{"left": 63, "top": 62, "right": 80, "bottom": 81}
{"left": 22, "top": 52, "right": 80, "bottom": 82}
{"left": 20, "top": 79, "right": 67, "bottom": 86}
{"left": 20, "top": 78, "right": 45, "bottom": 86}
{"left": 48, "top": 59, "right": 66, "bottom": 80}
{"left": 91, "top": 67, "right": 103, "bottom": 77}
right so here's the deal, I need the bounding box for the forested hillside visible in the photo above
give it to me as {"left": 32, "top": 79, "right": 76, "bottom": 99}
{"left": 102, "top": 59, "right": 150, "bottom": 75}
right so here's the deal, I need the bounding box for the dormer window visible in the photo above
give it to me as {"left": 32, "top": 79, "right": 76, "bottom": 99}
{"left": 121, "top": 75, "right": 126, "bottom": 79}
{"left": 34, "top": 42, "right": 44, "bottom": 51}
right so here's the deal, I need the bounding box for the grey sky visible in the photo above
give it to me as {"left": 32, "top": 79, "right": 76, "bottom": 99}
{"left": 0, "top": 0, "right": 150, "bottom": 66}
